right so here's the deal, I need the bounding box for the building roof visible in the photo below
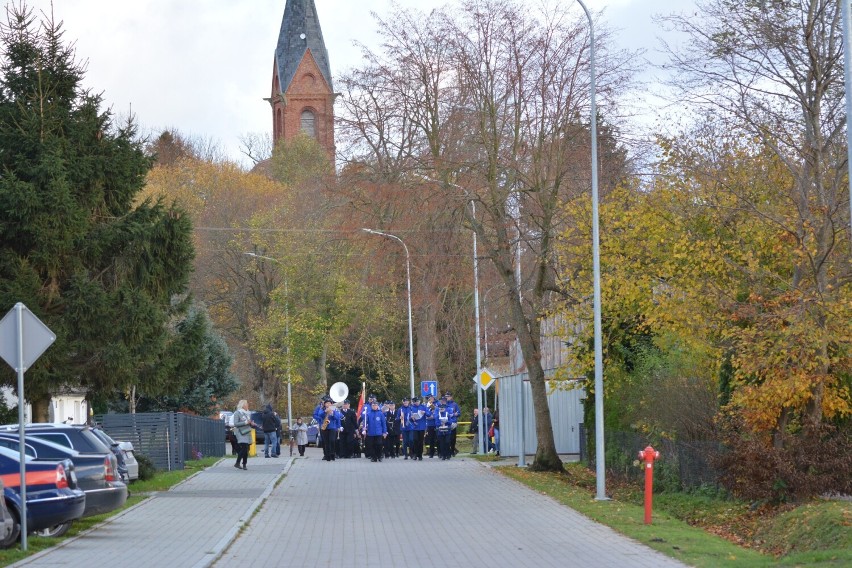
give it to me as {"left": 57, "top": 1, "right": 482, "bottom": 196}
{"left": 275, "top": 0, "right": 333, "bottom": 94}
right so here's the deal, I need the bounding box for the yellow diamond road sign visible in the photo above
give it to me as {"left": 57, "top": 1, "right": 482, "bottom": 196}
{"left": 472, "top": 368, "right": 496, "bottom": 390}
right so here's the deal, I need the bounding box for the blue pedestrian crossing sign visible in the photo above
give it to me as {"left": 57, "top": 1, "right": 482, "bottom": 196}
{"left": 421, "top": 380, "right": 438, "bottom": 398}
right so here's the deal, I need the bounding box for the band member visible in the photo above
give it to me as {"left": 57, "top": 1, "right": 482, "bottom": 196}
{"left": 435, "top": 400, "right": 453, "bottom": 460}
{"left": 410, "top": 396, "right": 427, "bottom": 460}
{"left": 361, "top": 393, "right": 379, "bottom": 459}
{"left": 339, "top": 399, "right": 357, "bottom": 458}
{"left": 384, "top": 401, "right": 399, "bottom": 458}
{"left": 444, "top": 391, "right": 461, "bottom": 456}
{"left": 363, "top": 399, "right": 388, "bottom": 462}
{"left": 424, "top": 395, "right": 437, "bottom": 458}
{"left": 313, "top": 397, "right": 327, "bottom": 447}
{"left": 398, "top": 397, "right": 414, "bottom": 459}
{"left": 320, "top": 399, "right": 342, "bottom": 461}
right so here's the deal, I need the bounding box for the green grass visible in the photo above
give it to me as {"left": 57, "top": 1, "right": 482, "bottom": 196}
{"left": 0, "top": 456, "right": 221, "bottom": 566}
{"left": 499, "top": 464, "right": 852, "bottom": 567}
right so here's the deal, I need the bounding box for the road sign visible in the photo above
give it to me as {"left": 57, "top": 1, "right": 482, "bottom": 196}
{"left": 421, "top": 380, "right": 438, "bottom": 398}
{"left": 0, "top": 303, "right": 56, "bottom": 372}
{"left": 471, "top": 368, "right": 497, "bottom": 390}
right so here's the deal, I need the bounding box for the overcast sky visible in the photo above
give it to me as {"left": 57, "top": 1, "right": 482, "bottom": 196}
{"left": 21, "top": 0, "right": 696, "bottom": 166}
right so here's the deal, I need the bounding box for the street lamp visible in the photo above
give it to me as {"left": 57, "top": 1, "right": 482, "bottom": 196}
{"left": 243, "top": 252, "right": 292, "bottom": 435}
{"left": 574, "top": 0, "right": 607, "bottom": 501}
{"left": 361, "top": 229, "right": 416, "bottom": 399}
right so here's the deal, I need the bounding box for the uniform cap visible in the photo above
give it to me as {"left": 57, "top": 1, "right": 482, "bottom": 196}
{"left": 402, "top": 397, "right": 411, "bottom": 403}
{"left": 343, "top": 399, "right": 350, "bottom": 404}
{"left": 412, "top": 396, "right": 420, "bottom": 402}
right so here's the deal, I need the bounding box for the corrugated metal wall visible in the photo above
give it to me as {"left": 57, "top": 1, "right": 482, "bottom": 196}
{"left": 498, "top": 372, "right": 584, "bottom": 457}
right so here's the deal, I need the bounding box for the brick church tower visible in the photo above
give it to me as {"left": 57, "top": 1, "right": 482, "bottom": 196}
{"left": 270, "top": 0, "right": 335, "bottom": 158}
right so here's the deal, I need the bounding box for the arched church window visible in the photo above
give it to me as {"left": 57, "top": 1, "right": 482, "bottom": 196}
{"left": 301, "top": 109, "right": 317, "bottom": 138}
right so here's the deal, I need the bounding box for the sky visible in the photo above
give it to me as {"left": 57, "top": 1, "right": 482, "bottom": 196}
{"left": 20, "top": 0, "right": 696, "bottom": 166}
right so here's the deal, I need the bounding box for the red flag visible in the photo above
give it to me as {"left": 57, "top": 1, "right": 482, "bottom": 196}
{"left": 356, "top": 384, "right": 365, "bottom": 421}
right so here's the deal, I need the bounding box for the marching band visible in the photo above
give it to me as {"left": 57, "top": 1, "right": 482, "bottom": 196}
{"left": 310, "top": 391, "right": 468, "bottom": 463}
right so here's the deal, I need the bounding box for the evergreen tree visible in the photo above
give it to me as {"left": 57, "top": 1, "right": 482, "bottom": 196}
{"left": 0, "top": 4, "right": 195, "bottom": 418}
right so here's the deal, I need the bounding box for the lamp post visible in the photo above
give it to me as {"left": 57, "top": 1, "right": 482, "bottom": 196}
{"left": 574, "top": 0, "right": 607, "bottom": 501}
{"left": 842, "top": 1, "right": 852, "bottom": 252}
{"left": 362, "top": 229, "right": 416, "bottom": 399}
{"left": 243, "top": 252, "right": 292, "bottom": 434}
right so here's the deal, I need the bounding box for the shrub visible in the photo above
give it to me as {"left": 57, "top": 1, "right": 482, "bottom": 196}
{"left": 135, "top": 453, "right": 157, "bottom": 481}
{"left": 714, "top": 417, "right": 852, "bottom": 503}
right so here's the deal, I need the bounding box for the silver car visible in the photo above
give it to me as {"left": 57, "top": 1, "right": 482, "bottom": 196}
{"left": 91, "top": 428, "right": 139, "bottom": 482}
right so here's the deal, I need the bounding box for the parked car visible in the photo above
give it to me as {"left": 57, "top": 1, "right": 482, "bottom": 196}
{"left": 249, "top": 411, "right": 265, "bottom": 444}
{"left": 0, "top": 432, "right": 127, "bottom": 535}
{"left": 307, "top": 419, "right": 320, "bottom": 446}
{"left": 89, "top": 427, "right": 139, "bottom": 482}
{"left": 0, "top": 480, "right": 15, "bottom": 548}
{"left": 0, "top": 424, "right": 122, "bottom": 491}
{"left": 0, "top": 446, "right": 86, "bottom": 545}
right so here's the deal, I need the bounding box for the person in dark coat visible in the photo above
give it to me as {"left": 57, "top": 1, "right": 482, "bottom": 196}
{"left": 261, "top": 404, "right": 281, "bottom": 458}
{"left": 339, "top": 400, "right": 358, "bottom": 458}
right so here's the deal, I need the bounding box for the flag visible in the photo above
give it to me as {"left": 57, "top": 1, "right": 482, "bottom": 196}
{"left": 356, "top": 383, "right": 365, "bottom": 421}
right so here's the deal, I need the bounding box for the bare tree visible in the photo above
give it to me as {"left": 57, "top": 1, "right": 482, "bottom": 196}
{"left": 338, "top": 0, "right": 635, "bottom": 471}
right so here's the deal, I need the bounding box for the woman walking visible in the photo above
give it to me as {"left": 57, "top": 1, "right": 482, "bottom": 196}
{"left": 232, "top": 400, "right": 254, "bottom": 470}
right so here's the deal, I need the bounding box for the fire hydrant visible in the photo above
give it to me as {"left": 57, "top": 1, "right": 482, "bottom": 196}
{"left": 638, "top": 445, "right": 660, "bottom": 525}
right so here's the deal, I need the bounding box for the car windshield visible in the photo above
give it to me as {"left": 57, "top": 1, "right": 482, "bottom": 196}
{"left": 92, "top": 429, "right": 117, "bottom": 446}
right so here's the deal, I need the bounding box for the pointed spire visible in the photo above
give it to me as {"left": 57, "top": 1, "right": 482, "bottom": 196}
{"left": 275, "top": 0, "right": 333, "bottom": 93}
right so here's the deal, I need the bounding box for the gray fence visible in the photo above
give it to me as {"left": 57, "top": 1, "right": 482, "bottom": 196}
{"left": 95, "top": 412, "right": 225, "bottom": 471}
{"left": 581, "top": 425, "right": 721, "bottom": 491}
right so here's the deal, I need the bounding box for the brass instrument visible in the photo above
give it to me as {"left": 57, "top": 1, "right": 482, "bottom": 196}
{"left": 322, "top": 406, "right": 333, "bottom": 431}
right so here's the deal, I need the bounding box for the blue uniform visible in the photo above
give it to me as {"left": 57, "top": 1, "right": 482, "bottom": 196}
{"left": 364, "top": 406, "right": 386, "bottom": 462}
{"left": 398, "top": 404, "right": 414, "bottom": 459}
{"left": 320, "top": 405, "right": 342, "bottom": 461}
{"left": 435, "top": 405, "right": 452, "bottom": 459}
{"left": 410, "top": 403, "right": 428, "bottom": 459}
{"left": 445, "top": 399, "right": 461, "bottom": 456}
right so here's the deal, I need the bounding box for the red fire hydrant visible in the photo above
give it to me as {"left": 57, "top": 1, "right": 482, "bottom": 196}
{"left": 638, "top": 445, "right": 660, "bottom": 525}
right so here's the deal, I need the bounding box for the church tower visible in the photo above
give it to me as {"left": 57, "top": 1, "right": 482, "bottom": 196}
{"left": 270, "top": 0, "right": 335, "bottom": 158}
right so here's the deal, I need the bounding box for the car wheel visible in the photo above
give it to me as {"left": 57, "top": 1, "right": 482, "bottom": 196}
{"left": 34, "top": 522, "right": 71, "bottom": 538}
{"left": 0, "top": 507, "right": 20, "bottom": 549}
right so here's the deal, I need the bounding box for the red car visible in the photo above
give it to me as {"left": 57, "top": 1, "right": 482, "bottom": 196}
{"left": 0, "top": 446, "right": 86, "bottom": 547}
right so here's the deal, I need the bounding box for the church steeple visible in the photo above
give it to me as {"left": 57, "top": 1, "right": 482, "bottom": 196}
{"left": 270, "top": 0, "right": 335, "bottom": 157}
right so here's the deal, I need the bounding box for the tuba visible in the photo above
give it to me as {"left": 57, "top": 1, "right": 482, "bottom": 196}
{"left": 329, "top": 382, "right": 348, "bottom": 404}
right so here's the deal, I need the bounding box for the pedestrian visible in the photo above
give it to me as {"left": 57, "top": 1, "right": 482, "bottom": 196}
{"left": 291, "top": 417, "right": 308, "bottom": 456}
{"left": 363, "top": 399, "right": 387, "bottom": 462}
{"left": 320, "top": 398, "right": 342, "bottom": 461}
{"left": 479, "top": 406, "right": 493, "bottom": 454}
{"left": 444, "top": 392, "right": 461, "bottom": 456}
{"left": 490, "top": 410, "right": 500, "bottom": 455}
{"left": 340, "top": 399, "right": 357, "bottom": 458}
{"left": 261, "top": 403, "right": 280, "bottom": 458}
{"left": 435, "top": 400, "right": 453, "bottom": 460}
{"left": 232, "top": 400, "right": 254, "bottom": 470}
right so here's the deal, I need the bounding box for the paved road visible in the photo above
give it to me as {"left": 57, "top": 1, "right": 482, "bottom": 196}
{"left": 12, "top": 447, "right": 690, "bottom": 568}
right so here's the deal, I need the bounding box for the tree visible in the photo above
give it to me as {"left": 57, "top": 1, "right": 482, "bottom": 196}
{"left": 0, "top": 4, "right": 195, "bottom": 419}
{"left": 114, "top": 303, "right": 238, "bottom": 415}
{"left": 658, "top": 0, "right": 852, "bottom": 442}
{"left": 337, "top": 0, "right": 636, "bottom": 471}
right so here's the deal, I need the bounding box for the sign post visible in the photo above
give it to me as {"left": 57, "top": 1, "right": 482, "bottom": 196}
{"left": 0, "top": 303, "right": 56, "bottom": 550}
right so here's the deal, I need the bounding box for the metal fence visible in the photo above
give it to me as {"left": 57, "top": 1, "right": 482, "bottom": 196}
{"left": 581, "top": 425, "right": 722, "bottom": 491}
{"left": 95, "top": 412, "right": 225, "bottom": 471}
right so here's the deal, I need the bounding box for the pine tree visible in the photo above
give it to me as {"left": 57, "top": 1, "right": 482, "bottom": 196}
{"left": 0, "top": 4, "right": 195, "bottom": 418}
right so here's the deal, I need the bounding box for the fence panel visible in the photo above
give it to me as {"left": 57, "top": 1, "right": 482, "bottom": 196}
{"left": 96, "top": 412, "right": 225, "bottom": 471}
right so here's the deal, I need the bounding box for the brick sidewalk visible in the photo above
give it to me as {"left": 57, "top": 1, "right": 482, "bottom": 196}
{"left": 215, "top": 448, "right": 689, "bottom": 568}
